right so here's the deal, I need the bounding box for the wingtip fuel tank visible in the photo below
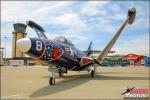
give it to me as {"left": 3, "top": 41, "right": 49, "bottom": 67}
{"left": 128, "top": 7, "right": 136, "bottom": 25}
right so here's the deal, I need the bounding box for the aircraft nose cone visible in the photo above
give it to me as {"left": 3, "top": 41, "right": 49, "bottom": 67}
{"left": 16, "top": 38, "right": 31, "bottom": 52}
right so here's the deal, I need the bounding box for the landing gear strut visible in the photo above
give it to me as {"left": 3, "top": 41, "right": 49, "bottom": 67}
{"left": 90, "top": 65, "right": 96, "bottom": 78}
{"left": 91, "top": 70, "right": 95, "bottom": 78}
{"left": 58, "top": 66, "right": 67, "bottom": 77}
{"left": 49, "top": 76, "right": 55, "bottom": 85}
{"left": 49, "top": 66, "right": 56, "bottom": 85}
{"left": 59, "top": 71, "right": 63, "bottom": 77}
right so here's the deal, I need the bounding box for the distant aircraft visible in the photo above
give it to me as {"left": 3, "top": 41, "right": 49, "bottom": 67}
{"left": 17, "top": 7, "right": 136, "bottom": 85}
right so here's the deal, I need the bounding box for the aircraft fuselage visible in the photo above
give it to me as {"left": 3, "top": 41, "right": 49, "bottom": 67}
{"left": 18, "top": 37, "right": 87, "bottom": 71}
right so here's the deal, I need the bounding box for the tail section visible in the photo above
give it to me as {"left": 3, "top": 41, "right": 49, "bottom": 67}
{"left": 86, "top": 41, "right": 92, "bottom": 56}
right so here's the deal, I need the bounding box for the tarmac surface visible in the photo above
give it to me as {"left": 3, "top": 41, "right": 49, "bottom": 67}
{"left": 1, "top": 66, "right": 149, "bottom": 99}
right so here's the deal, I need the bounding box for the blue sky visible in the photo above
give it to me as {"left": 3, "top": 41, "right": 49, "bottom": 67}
{"left": 1, "top": 1, "right": 149, "bottom": 57}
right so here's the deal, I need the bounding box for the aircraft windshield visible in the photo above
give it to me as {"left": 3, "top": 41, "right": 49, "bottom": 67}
{"left": 53, "top": 36, "right": 74, "bottom": 46}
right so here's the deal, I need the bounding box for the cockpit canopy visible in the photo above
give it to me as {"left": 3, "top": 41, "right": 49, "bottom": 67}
{"left": 53, "top": 36, "right": 74, "bottom": 46}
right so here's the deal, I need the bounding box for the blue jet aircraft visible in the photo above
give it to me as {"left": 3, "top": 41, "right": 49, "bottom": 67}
{"left": 17, "top": 7, "right": 136, "bottom": 85}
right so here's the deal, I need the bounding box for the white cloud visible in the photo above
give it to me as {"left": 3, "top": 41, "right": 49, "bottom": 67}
{"left": 1, "top": 1, "right": 149, "bottom": 58}
{"left": 46, "top": 31, "right": 88, "bottom": 45}
{"left": 1, "top": 1, "right": 86, "bottom": 34}
{"left": 97, "top": 17, "right": 118, "bottom": 33}
{"left": 49, "top": 13, "right": 86, "bottom": 32}
{"left": 1, "top": 1, "right": 75, "bottom": 23}
{"left": 61, "top": 33, "right": 88, "bottom": 44}
{"left": 80, "top": 1, "right": 109, "bottom": 16}
{"left": 113, "top": 35, "right": 149, "bottom": 55}
{"left": 81, "top": 6, "right": 101, "bottom": 16}
{"left": 132, "top": 17, "right": 149, "bottom": 29}
{"left": 1, "top": 23, "right": 13, "bottom": 37}
{"left": 25, "top": 12, "right": 87, "bottom": 42}
{"left": 86, "top": 17, "right": 119, "bottom": 34}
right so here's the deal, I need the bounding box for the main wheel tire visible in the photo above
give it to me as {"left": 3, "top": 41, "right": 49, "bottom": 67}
{"left": 91, "top": 70, "right": 95, "bottom": 78}
{"left": 49, "top": 77, "right": 55, "bottom": 85}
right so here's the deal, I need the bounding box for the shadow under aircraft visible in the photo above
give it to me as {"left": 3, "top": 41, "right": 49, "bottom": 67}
{"left": 30, "top": 73, "right": 148, "bottom": 98}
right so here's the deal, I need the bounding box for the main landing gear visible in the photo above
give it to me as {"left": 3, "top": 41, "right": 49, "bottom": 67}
{"left": 58, "top": 66, "right": 67, "bottom": 77}
{"left": 89, "top": 65, "right": 96, "bottom": 78}
{"left": 59, "top": 71, "right": 64, "bottom": 77}
{"left": 91, "top": 70, "right": 95, "bottom": 78}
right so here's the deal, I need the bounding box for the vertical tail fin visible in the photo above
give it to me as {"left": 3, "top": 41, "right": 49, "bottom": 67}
{"left": 86, "top": 41, "right": 92, "bottom": 56}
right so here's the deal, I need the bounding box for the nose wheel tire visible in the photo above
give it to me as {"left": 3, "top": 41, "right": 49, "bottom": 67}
{"left": 49, "top": 77, "right": 55, "bottom": 85}
{"left": 91, "top": 70, "right": 95, "bottom": 78}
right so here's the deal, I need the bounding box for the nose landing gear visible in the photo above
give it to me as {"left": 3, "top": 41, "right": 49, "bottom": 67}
{"left": 48, "top": 64, "right": 68, "bottom": 85}
{"left": 49, "top": 76, "right": 55, "bottom": 85}
{"left": 48, "top": 65, "right": 57, "bottom": 85}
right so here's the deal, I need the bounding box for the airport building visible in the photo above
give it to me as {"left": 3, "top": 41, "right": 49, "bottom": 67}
{"left": 3, "top": 23, "right": 41, "bottom": 66}
{"left": 12, "top": 23, "right": 27, "bottom": 58}
{"left": 93, "top": 53, "right": 150, "bottom": 67}
{"left": 121, "top": 53, "right": 144, "bottom": 65}
{"left": 144, "top": 56, "right": 150, "bottom": 66}
{"left": 121, "top": 53, "right": 150, "bottom": 66}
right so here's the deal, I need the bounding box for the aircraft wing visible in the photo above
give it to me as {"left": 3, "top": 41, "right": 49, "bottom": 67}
{"left": 26, "top": 20, "right": 48, "bottom": 39}
{"left": 79, "top": 7, "right": 136, "bottom": 70}
{"left": 96, "top": 7, "right": 136, "bottom": 64}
